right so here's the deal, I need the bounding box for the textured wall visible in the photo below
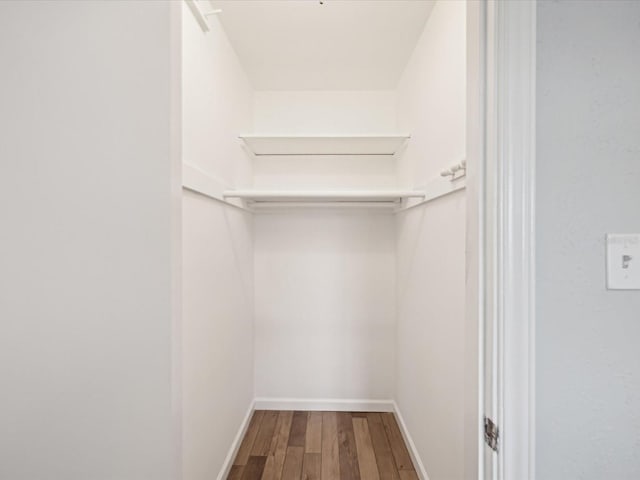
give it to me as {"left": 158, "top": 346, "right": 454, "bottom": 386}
{"left": 537, "top": 2, "right": 640, "bottom": 478}
{"left": 0, "top": 2, "right": 177, "bottom": 478}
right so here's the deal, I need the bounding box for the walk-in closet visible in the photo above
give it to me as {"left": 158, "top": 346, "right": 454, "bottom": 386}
{"left": 181, "top": 1, "right": 473, "bottom": 479}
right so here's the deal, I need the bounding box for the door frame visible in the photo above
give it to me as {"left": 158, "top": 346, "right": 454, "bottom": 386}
{"left": 480, "top": 1, "right": 537, "bottom": 479}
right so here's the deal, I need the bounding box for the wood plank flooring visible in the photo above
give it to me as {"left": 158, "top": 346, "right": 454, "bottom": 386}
{"left": 229, "top": 411, "right": 418, "bottom": 480}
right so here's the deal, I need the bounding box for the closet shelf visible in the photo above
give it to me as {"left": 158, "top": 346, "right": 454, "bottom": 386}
{"left": 223, "top": 189, "right": 425, "bottom": 204}
{"left": 238, "top": 134, "right": 410, "bottom": 156}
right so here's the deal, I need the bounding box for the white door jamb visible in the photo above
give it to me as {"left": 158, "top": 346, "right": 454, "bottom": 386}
{"left": 486, "top": 1, "right": 537, "bottom": 479}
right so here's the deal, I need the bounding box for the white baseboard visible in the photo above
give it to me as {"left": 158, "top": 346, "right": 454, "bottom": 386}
{"left": 216, "top": 400, "right": 255, "bottom": 480}
{"left": 392, "top": 401, "right": 430, "bottom": 480}
{"left": 254, "top": 397, "right": 395, "bottom": 412}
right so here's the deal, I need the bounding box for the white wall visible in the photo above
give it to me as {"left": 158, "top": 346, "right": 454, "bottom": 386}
{"left": 252, "top": 154, "right": 397, "bottom": 191}
{"left": 0, "top": 1, "right": 179, "bottom": 478}
{"left": 181, "top": 4, "right": 254, "bottom": 480}
{"left": 396, "top": 1, "right": 466, "bottom": 189}
{"left": 252, "top": 91, "right": 398, "bottom": 191}
{"left": 252, "top": 91, "right": 397, "bottom": 401}
{"left": 254, "top": 90, "right": 397, "bottom": 134}
{"left": 395, "top": 2, "right": 467, "bottom": 479}
{"left": 254, "top": 211, "right": 396, "bottom": 400}
{"left": 536, "top": 2, "right": 640, "bottom": 479}
{"left": 182, "top": 4, "right": 253, "bottom": 188}
{"left": 182, "top": 192, "right": 253, "bottom": 479}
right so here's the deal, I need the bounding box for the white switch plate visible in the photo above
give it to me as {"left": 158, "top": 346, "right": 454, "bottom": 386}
{"left": 606, "top": 234, "right": 640, "bottom": 290}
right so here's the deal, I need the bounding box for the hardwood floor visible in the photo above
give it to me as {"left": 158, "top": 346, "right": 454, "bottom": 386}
{"left": 229, "top": 411, "right": 418, "bottom": 480}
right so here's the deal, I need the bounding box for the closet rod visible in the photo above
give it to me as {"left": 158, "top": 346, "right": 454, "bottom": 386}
{"left": 250, "top": 201, "right": 398, "bottom": 210}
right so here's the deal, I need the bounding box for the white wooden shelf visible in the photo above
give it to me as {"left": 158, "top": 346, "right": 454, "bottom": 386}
{"left": 183, "top": 163, "right": 466, "bottom": 213}
{"left": 238, "top": 135, "right": 410, "bottom": 156}
{"left": 223, "top": 189, "right": 425, "bottom": 204}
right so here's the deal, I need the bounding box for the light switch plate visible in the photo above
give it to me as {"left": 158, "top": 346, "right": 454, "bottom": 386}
{"left": 606, "top": 234, "right": 640, "bottom": 290}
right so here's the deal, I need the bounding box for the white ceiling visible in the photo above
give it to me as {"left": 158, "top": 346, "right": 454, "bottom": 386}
{"left": 209, "top": 0, "right": 436, "bottom": 91}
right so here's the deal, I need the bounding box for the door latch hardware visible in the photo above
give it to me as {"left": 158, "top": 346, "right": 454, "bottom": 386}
{"left": 484, "top": 416, "right": 499, "bottom": 452}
